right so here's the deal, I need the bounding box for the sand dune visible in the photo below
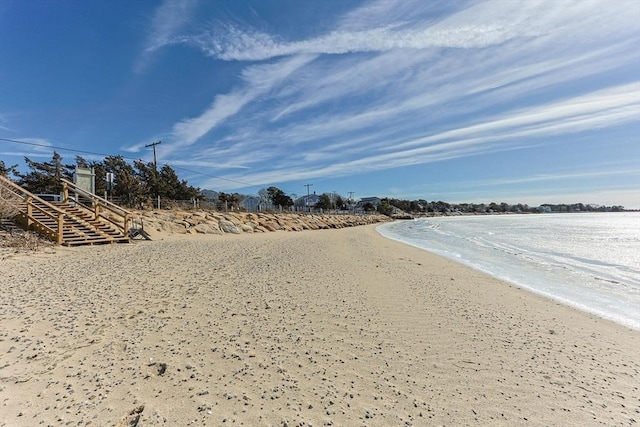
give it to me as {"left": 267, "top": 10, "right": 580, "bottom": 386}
{"left": 1, "top": 225, "right": 638, "bottom": 426}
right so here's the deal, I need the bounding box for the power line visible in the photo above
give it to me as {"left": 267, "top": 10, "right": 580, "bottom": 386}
{"left": 0, "top": 137, "right": 316, "bottom": 197}
{"left": 0, "top": 136, "right": 287, "bottom": 191}
{"left": 0, "top": 137, "right": 122, "bottom": 159}
{"left": 2, "top": 137, "right": 331, "bottom": 200}
{"left": 169, "top": 165, "right": 259, "bottom": 187}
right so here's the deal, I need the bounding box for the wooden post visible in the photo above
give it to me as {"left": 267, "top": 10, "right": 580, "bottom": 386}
{"left": 123, "top": 213, "right": 130, "bottom": 236}
{"left": 62, "top": 182, "right": 69, "bottom": 203}
{"left": 57, "top": 212, "right": 64, "bottom": 244}
{"left": 94, "top": 203, "right": 100, "bottom": 220}
{"left": 26, "top": 196, "right": 33, "bottom": 228}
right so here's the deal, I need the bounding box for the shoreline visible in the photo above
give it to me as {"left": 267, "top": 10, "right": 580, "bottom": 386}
{"left": 376, "top": 218, "right": 640, "bottom": 333}
{"left": 1, "top": 225, "right": 638, "bottom": 426}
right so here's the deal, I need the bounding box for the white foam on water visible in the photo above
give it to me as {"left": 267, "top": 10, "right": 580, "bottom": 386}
{"left": 377, "top": 213, "right": 640, "bottom": 331}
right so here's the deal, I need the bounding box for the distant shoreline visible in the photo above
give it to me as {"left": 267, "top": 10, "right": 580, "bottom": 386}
{"left": 390, "top": 209, "right": 638, "bottom": 220}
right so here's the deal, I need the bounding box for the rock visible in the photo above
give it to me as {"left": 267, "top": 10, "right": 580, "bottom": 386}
{"left": 223, "top": 214, "right": 243, "bottom": 226}
{"left": 218, "top": 219, "right": 241, "bottom": 234}
{"left": 261, "top": 223, "right": 278, "bottom": 232}
{"left": 194, "top": 223, "right": 222, "bottom": 234}
{"left": 184, "top": 217, "right": 202, "bottom": 226}
{"left": 240, "top": 223, "right": 254, "bottom": 233}
{"left": 132, "top": 209, "right": 390, "bottom": 235}
{"left": 160, "top": 221, "right": 187, "bottom": 234}
{"left": 115, "top": 405, "right": 145, "bottom": 427}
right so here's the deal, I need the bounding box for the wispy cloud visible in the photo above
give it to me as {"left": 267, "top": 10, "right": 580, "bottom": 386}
{"left": 136, "top": 0, "right": 639, "bottom": 193}
{"left": 135, "top": 0, "right": 198, "bottom": 74}
{"left": 166, "top": 159, "right": 250, "bottom": 170}
{"left": 0, "top": 113, "right": 13, "bottom": 132}
{"left": 171, "top": 0, "right": 637, "bottom": 62}
{"left": 187, "top": 22, "right": 527, "bottom": 61}
{"left": 162, "top": 54, "right": 317, "bottom": 159}
{"left": 385, "top": 83, "right": 640, "bottom": 152}
{"left": 449, "top": 168, "right": 640, "bottom": 189}
{"left": 188, "top": 80, "right": 639, "bottom": 186}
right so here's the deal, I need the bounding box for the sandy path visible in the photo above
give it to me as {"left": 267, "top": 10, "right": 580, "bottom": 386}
{"left": 1, "top": 225, "right": 638, "bottom": 426}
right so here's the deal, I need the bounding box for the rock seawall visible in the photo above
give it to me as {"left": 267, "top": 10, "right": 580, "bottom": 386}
{"left": 133, "top": 210, "right": 390, "bottom": 236}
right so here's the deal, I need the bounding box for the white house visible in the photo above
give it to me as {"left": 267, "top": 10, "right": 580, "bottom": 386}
{"left": 294, "top": 193, "right": 321, "bottom": 210}
{"left": 240, "top": 196, "right": 274, "bottom": 211}
{"left": 358, "top": 197, "right": 382, "bottom": 207}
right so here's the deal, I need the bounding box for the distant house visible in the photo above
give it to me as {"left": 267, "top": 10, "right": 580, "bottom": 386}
{"left": 240, "top": 196, "right": 260, "bottom": 211}
{"left": 361, "top": 197, "right": 382, "bottom": 206}
{"left": 294, "top": 193, "right": 321, "bottom": 210}
{"left": 358, "top": 197, "right": 382, "bottom": 207}
{"left": 538, "top": 205, "right": 552, "bottom": 213}
{"left": 240, "top": 196, "right": 275, "bottom": 212}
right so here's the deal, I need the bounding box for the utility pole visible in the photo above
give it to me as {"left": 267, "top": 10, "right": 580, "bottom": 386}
{"left": 145, "top": 140, "right": 161, "bottom": 170}
{"left": 304, "top": 184, "right": 313, "bottom": 213}
{"left": 145, "top": 141, "right": 161, "bottom": 209}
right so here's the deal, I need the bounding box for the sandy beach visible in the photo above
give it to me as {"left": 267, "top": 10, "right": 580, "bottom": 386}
{"left": 1, "top": 225, "right": 638, "bottom": 426}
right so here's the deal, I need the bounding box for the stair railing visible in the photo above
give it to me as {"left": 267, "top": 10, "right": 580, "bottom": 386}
{"left": 60, "top": 178, "right": 131, "bottom": 236}
{"left": 0, "top": 175, "right": 65, "bottom": 244}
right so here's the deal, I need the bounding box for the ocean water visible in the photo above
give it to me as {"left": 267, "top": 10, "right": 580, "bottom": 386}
{"left": 377, "top": 213, "right": 640, "bottom": 330}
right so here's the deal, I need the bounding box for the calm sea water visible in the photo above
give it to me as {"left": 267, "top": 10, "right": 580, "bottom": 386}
{"left": 377, "top": 213, "right": 640, "bottom": 330}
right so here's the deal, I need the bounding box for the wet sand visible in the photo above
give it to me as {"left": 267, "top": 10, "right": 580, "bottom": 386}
{"left": 1, "top": 225, "right": 638, "bottom": 426}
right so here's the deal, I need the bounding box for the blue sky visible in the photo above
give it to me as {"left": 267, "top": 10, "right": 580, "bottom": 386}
{"left": 1, "top": 0, "right": 639, "bottom": 208}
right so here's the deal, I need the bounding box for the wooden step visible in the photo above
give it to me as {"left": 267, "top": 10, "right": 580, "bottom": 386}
{"left": 3, "top": 181, "right": 130, "bottom": 245}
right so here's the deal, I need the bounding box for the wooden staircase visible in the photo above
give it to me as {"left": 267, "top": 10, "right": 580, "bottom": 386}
{"left": 1, "top": 175, "right": 131, "bottom": 246}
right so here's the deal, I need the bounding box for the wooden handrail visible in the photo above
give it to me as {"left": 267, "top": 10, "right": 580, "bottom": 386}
{"left": 60, "top": 178, "right": 131, "bottom": 215}
{"left": 0, "top": 175, "right": 66, "bottom": 215}
{"left": 0, "top": 175, "right": 66, "bottom": 243}
{"left": 60, "top": 178, "right": 131, "bottom": 235}
{"left": 2, "top": 175, "right": 133, "bottom": 245}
